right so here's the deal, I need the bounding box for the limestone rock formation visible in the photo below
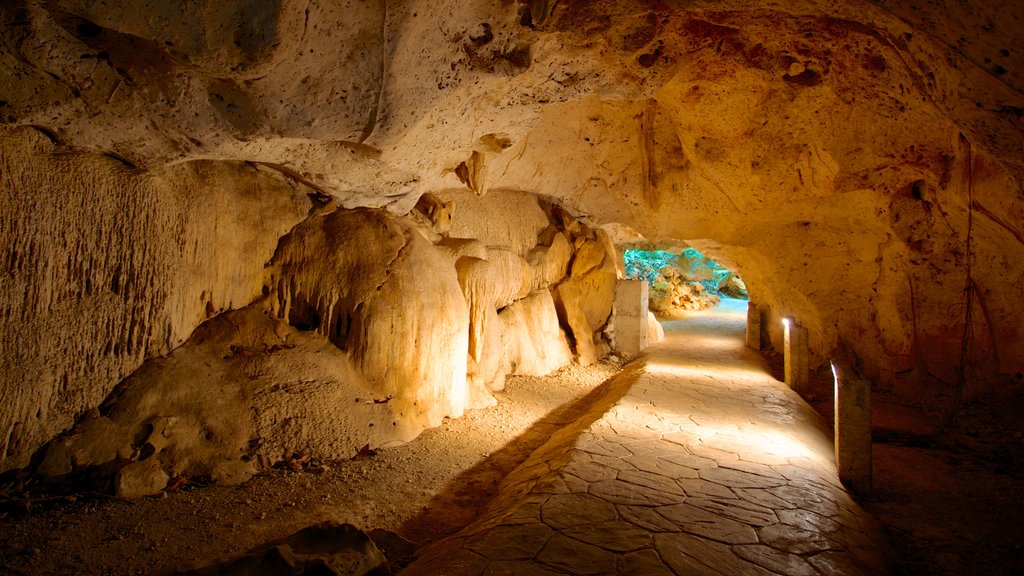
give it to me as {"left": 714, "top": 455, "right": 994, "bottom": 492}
{"left": 35, "top": 307, "right": 407, "bottom": 495}
{"left": 2, "top": 0, "right": 1023, "bottom": 473}
{"left": 499, "top": 290, "right": 574, "bottom": 377}
{"left": 268, "top": 207, "right": 472, "bottom": 429}
{"left": 0, "top": 128, "right": 310, "bottom": 472}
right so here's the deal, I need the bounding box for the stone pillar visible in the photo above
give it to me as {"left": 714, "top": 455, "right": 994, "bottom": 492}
{"left": 832, "top": 360, "right": 872, "bottom": 494}
{"left": 745, "top": 302, "right": 762, "bottom": 350}
{"left": 613, "top": 279, "right": 648, "bottom": 358}
{"left": 782, "top": 318, "right": 808, "bottom": 393}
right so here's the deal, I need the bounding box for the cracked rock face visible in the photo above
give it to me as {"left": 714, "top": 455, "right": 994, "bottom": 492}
{"left": 1, "top": 0, "right": 1023, "bottom": 472}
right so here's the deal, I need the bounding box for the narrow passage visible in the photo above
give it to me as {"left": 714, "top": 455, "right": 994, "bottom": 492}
{"left": 403, "top": 299, "right": 894, "bottom": 575}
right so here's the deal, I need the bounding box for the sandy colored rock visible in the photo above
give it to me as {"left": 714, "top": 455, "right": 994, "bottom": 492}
{"left": 647, "top": 312, "right": 665, "bottom": 345}
{"left": 0, "top": 0, "right": 1023, "bottom": 512}
{"left": 115, "top": 457, "right": 169, "bottom": 499}
{"left": 0, "top": 128, "right": 310, "bottom": 472}
{"left": 552, "top": 282, "right": 598, "bottom": 367}
{"left": 269, "top": 207, "right": 472, "bottom": 427}
{"left": 527, "top": 231, "right": 573, "bottom": 290}
{"left": 568, "top": 240, "right": 618, "bottom": 332}
{"left": 37, "top": 306, "right": 412, "bottom": 489}
{"left": 499, "top": 291, "right": 573, "bottom": 377}
{"left": 436, "top": 189, "right": 553, "bottom": 256}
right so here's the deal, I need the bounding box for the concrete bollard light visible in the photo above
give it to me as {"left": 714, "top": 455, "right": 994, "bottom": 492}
{"left": 745, "top": 302, "right": 762, "bottom": 350}
{"left": 831, "top": 359, "right": 873, "bottom": 494}
{"left": 613, "top": 279, "right": 649, "bottom": 358}
{"left": 782, "top": 317, "right": 809, "bottom": 393}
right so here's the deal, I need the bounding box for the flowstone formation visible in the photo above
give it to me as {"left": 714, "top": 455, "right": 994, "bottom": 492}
{"left": 29, "top": 189, "right": 621, "bottom": 496}
{"left": 1, "top": 0, "right": 1023, "bottom": 485}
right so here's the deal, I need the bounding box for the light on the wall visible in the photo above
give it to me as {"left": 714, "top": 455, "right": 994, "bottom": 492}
{"left": 782, "top": 316, "right": 793, "bottom": 327}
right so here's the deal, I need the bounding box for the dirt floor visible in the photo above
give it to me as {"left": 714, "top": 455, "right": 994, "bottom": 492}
{"left": 0, "top": 363, "right": 620, "bottom": 575}
{"left": 2, "top": 343, "right": 1023, "bottom": 576}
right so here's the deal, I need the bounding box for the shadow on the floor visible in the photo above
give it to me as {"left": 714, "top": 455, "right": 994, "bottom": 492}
{"left": 393, "top": 361, "right": 646, "bottom": 563}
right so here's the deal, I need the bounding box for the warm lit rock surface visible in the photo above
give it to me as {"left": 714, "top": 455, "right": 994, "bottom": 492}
{"left": 402, "top": 300, "right": 894, "bottom": 575}
{"left": 37, "top": 307, "right": 409, "bottom": 492}
{"left": 2, "top": 0, "right": 1023, "bottom": 482}
{"left": 0, "top": 128, "right": 310, "bottom": 472}
{"left": 26, "top": 192, "right": 619, "bottom": 488}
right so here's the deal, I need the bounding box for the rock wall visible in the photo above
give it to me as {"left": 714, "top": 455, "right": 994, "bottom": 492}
{"left": 2, "top": 0, "right": 1023, "bottom": 473}
{"left": 478, "top": 6, "right": 1024, "bottom": 397}
{"left": 0, "top": 127, "right": 310, "bottom": 472}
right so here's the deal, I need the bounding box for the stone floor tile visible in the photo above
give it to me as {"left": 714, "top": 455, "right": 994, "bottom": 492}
{"left": 775, "top": 462, "right": 844, "bottom": 489}
{"left": 731, "top": 487, "right": 793, "bottom": 510}
{"left": 536, "top": 533, "right": 618, "bottom": 575}
{"left": 684, "top": 497, "right": 778, "bottom": 527}
{"left": 618, "top": 505, "right": 683, "bottom": 533}
{"left": 535, "top": 475, "right": 573, "bottom": 495}
{"left": 465, "top": 523, "right": 554, "bottom": 561}
{"left": 483, "top": 560, "right": 564, "bottom": 576}
{"left": 806, "top": 550, "right": 872, "bottom": 576}
{"left": 697, "top": 466, "right": 788, "bottom": 489}
{"left": 589, "top": 479, "right": 681, "bottom": 507}
{"left": 776, "top": 508, "right": 842, "bottom": 534}
{"left": 622, "top": 453, "right": 698, "bottom": 480}
{"left": 732, "top": 544, "right": 820, "bottom": 576}
{"left": 561, "top": 520, "right": 652, "bottom": 552}
{"left": 688, "top": 444, "right": 741, "bottom": 462}
{"left": 562, "top": 460, "right": 617, "bottom": 483}
{"left": 659, "top": 450, "right": 717, "bottom": 470}
{"left": 735, "top": 449, "right": 791, "bottom": 466}
{"left": 589, "top": 452, "right": 639, "bottom": 472}
{"left": 715, "top": 458, "right": 785, "bottom": 479}
{"left": 616, "top": 469, "right": 687, "bottom": 496}
{"left": 501, "top": 496, "right": 548, "bottom": 525}
{"left": 661, "top": 430, "right": 702, "bottom": 448}
{"left": 540, "top": 493, "right": 617, "bottom": 529}
{"left": 655, "top": 532, "right": 775, "bottom": 576}
{"left": 558, "top": 472, "right": 591, "bottom": 495}
{"left": 768, "top": 485, "right": 840, "bottom": 516}
{"left": 578, "top": 438, "right": 634, "bottom": 459}
{"left": 401, "top": 303, "right": 893, "bottom": 576}
{"left": 757, "top": 522, "right": 840, "bottom": 554}
{"left": 656, "top": 502, "right": 759, "bottom": 544}
{"left": 617, "top": 548, "right": 671, "bottom": 575}
{"left": 607, "top": 419, "right": 658, "bottom": 440}
{"left": 675, "top": 477, "right": 736, "bottom": 499}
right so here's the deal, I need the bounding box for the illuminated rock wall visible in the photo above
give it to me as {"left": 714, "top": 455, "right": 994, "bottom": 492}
{"left": 1, "top": 0, "right": 1022, "bottom": 472}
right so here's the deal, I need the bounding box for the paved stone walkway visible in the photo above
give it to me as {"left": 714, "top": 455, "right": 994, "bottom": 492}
{"left": 401, "top": 300, "right": 893, "bottom": 575}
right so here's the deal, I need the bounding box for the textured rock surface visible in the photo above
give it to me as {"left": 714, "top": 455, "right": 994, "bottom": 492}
{"left": 499, "top": 290, "right": 573, "bottom": 378}
{"left": 0, "top": 127, "right": 310, "bottom": 472}
{"left": 37, "top": 307, "right": 407, "bottom": 492}
{"left": 268, "top": 207, "right": 472, "bottom": 429}
{"left": 2, "top": 0, "right": 1023, "bottom": 469}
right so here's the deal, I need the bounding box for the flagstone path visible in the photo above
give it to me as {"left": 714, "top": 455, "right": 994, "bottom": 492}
{"left": 401, "top": 299, "right": 893, "bottom": 575}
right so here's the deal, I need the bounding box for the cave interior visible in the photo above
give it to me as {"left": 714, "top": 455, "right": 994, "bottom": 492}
{"left": 1, "top": 0, "right": 1023, "bottom": 574}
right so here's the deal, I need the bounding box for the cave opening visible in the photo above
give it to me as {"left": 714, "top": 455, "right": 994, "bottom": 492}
{"left": 621, "top": 243, "right": 748, "bottom": 318}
